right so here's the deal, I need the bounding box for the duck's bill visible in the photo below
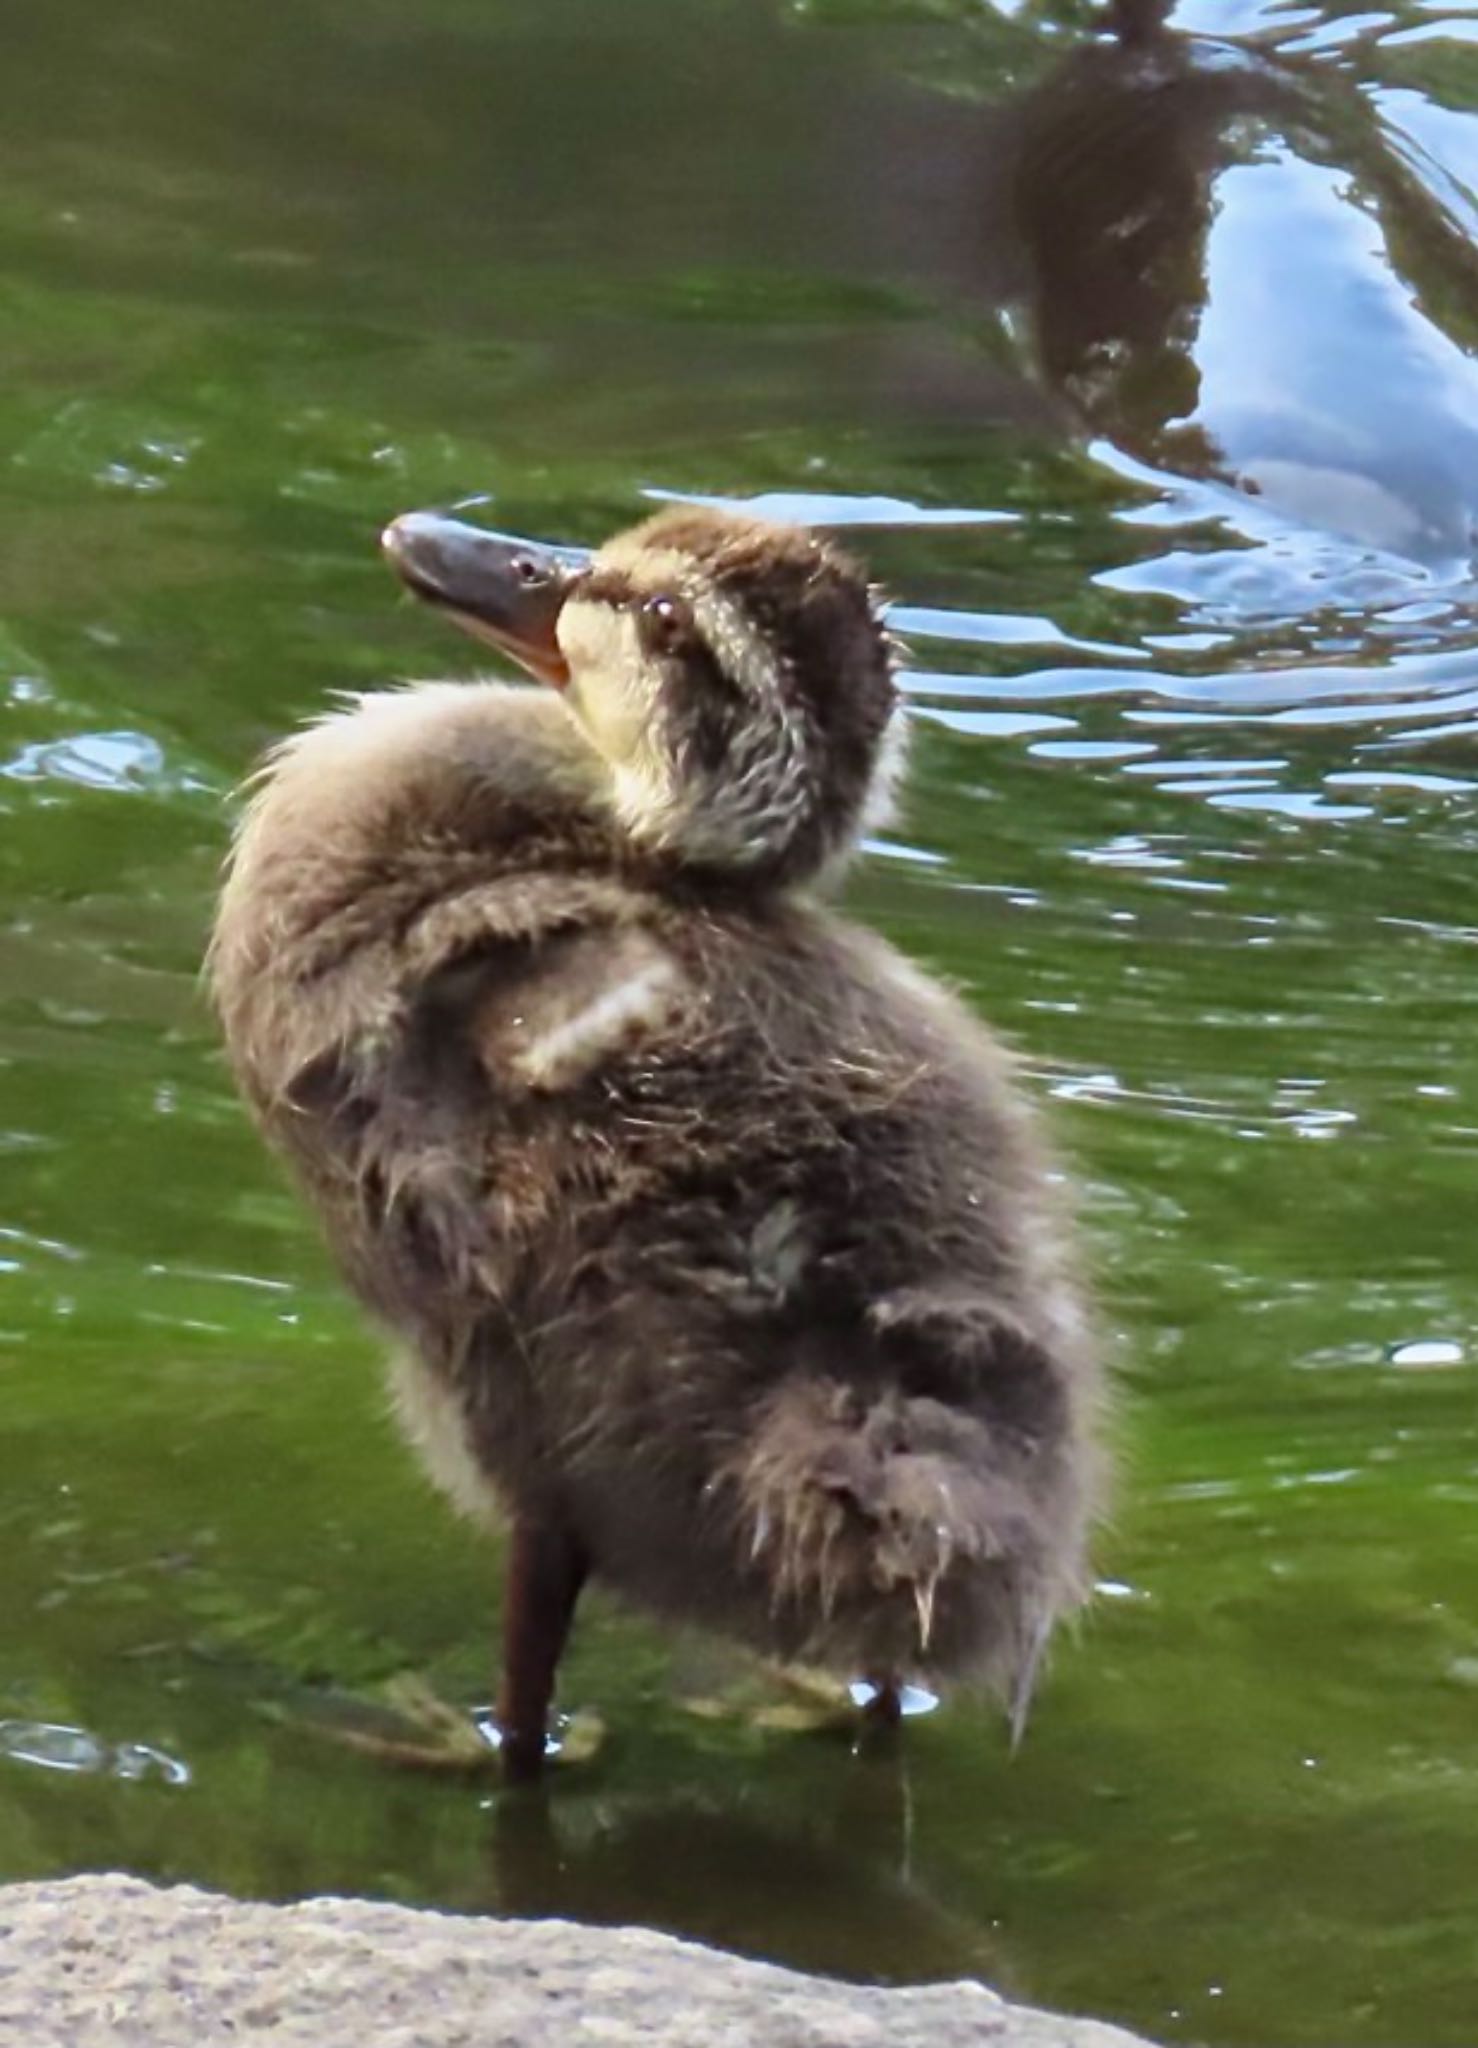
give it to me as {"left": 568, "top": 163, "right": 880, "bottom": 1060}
{"left": 381, "top": 512, "right": 581, "bottom": 687}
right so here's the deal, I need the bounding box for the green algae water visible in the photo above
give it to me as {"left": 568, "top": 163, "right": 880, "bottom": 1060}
{"left": 4, "top": 2, "right": 1478, "bottom": 2041}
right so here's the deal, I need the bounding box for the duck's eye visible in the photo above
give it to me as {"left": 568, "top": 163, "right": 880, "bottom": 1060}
{"left": 640, "top": 593, "right": 695, "bottom": 657}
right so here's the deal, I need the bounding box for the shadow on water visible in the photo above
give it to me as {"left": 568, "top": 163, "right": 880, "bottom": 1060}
{"left": 4, "top": 0, "right": 1478, "bottom": 2044}
{"left": 485, "top": 1759, "right": 1005, "bottom": 1985}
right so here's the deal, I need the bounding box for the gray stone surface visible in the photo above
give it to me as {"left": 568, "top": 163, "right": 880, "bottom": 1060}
{"left": 0, "top": 1874, "right": 1157, "bottom": 2048}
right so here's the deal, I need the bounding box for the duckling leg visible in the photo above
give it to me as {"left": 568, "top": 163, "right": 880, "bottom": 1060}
{"left": 860, "top": 1676, "right": 903, "bottom": 1730}
{"left": 497, "top": 1514, "right": 588, "bottom": 1784}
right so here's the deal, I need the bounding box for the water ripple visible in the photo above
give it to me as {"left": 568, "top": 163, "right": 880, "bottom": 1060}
{"left": 2, "top": 730, "right": 167, "bottom": 793}
{"left": 0, "top": 1719, "right": 189, "bottom": 1786}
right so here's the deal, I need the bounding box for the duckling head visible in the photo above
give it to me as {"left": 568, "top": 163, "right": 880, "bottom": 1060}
{"left": 383, "top": 503, "right": 900, "bottom": 886}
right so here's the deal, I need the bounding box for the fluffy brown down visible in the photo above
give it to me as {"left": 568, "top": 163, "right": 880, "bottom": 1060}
{"left": 209, "top": 507, "right": 1104, "bottom": 1727}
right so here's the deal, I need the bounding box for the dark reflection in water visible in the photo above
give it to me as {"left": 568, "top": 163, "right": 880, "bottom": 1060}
{"left": 3, "top": 2, "right": 1478, "bottom": 2046}
{"left": 1011, "top": 11, "right": 1478, "bottom": 580}
{"left": 487, "top": 1766, "right": 998, "bottom": 1985}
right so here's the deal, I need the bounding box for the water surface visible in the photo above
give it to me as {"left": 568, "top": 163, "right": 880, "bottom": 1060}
{"left": 4, "top": 3, "right": 1478, "bottom": 2044}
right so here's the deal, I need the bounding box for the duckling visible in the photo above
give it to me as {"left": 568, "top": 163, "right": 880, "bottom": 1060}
{"left": 209, "top": 502, "right": 1103, "bottom": 1780}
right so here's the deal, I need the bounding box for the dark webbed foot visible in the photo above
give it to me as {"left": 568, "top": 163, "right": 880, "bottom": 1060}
{"left": 679, "top": 1666, "right": 938, "bottom": 1743}
{"left": 276, "top": 1671, "right": 604, "bottom": 1775}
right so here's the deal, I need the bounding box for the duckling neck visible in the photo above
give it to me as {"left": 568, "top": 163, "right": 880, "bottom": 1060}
{"left": 611, "top": 729, "right": 819, "bottom": 886}
{"left": 610, "top": 710, "right": 903, "bottom": 896}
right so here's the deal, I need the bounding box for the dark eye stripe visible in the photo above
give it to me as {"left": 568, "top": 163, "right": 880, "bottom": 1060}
{"left": 678, "top": 681, "right": 734, "bottom": 776}
{"left": 577, "top": 567, "right": 641, "bottom": 607}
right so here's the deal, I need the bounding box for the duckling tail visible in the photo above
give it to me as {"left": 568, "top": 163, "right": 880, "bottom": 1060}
{"left": 726, "top": 1377, "right": 1073, "bottom": 1709}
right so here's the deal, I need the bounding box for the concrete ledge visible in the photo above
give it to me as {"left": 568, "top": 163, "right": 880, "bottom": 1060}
{"left": 0, "top": 1873, "right": 1157, "bottom": 2047}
